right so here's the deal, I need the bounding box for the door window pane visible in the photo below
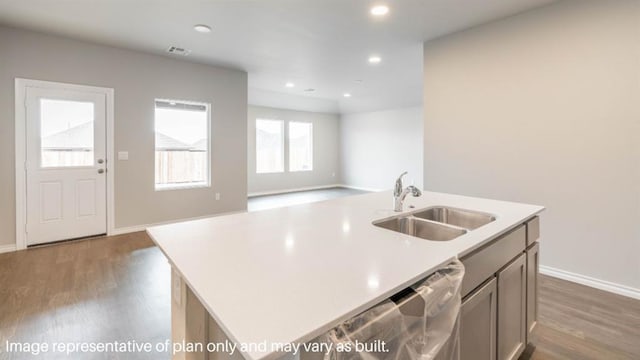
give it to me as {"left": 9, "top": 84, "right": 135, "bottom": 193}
{"left": 289, "top": 122, "right": 313, "bottom": 172}
{"left": 155, "top": 100, "right": 210, "bottom": 190}
{"left": 40, "top": 99, "right": 94, "bottom": 167}
{"left": 256, "top": 119, "right": 284, "bottom": 173}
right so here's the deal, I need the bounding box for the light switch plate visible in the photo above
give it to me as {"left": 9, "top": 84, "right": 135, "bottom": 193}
{"left": 118, "top": 151, "right": 129, "bottom": 160}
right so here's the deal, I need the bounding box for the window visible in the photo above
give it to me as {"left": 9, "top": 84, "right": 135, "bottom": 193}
{"left": 256, "top": 119, "right": 284, "bottom": 173}
{"left": 289, "top": 122, "right": 313, "bottom": 172}
{"left": 40, "top": 99, "right": 95, "bottom": 168}
{"left": 154, "top": 99, "right": 210, "bottom": 190}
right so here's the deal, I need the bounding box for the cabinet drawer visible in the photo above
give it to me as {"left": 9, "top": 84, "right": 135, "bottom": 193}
{"left": 526, "top": 216, "right": 540, "bottom": 247}
{"left": 461, "top": 225, "right": 526, "bottom": 297}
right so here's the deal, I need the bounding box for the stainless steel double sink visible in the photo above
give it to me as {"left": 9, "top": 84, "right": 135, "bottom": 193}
{"left": 374, "top": 207, "right": 496, "bottom": 241}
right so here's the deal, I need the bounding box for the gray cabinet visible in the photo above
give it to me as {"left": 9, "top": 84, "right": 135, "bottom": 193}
{"left": 460, "top": 278, "right": 497, "bottom": 360}
{"left": 459, "top": 217, "right": 539, "bottom": 360}
{"left": 461, "top": 226, "right": 526, "bottom": 298}
{"left": 497, "top": 253, "right": 527, "bottom": 360}
{"left": 526, "top": 241, "right": 540, "bottom": 339}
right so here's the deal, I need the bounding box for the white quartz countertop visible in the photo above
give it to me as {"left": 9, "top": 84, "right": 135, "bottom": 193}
{"left": 147, "top": 190, "right": 543, "bottom": 360}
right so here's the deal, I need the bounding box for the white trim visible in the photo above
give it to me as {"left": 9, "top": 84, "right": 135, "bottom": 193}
{"left": 110, "top": 210, "right": 245, "bottom": 235}
{"left": 540, "top": 265, "right": 640, "bottom": 300}
{"left": 248, "top": 184, "right": 344, "bottom": 197}
{"left": 0, "top": 244, "right": 17, "bottom": 254}
{"left": 106, "top": 88, "right": 115, "bottom": 237}
{"left": 338, "top": 184, "right": 385, "bottom": 192}
{"left": 154, "top": 182, "right": 210, "bottom": 192}
{"left": 14, "top": 78, "right": 115, "bottom": 249}
{"left": 15, "top": 79, "right": 27, "bottom": 250}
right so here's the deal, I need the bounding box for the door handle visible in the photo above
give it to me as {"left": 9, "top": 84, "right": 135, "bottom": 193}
{"left": 98, "top": 169, "right": 105, "bottom": 174}
{"left": 97, "top": 159, "right": 104, "bottom": 164}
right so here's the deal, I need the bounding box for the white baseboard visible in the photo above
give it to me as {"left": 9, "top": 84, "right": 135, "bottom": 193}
{"left": 540, "top": 265, "right": 640, "bottom": 300}
{"left": 109, "top": 210, "right": 246, "bottom": 236}
{"left": 0, "top": 244, "right": 17, "bottom": 254}
{"left": 338, "top": 184, "right": 384, "bottom": 192}
{"left": 248, "top": 184, "right": 343, "bottom": 197}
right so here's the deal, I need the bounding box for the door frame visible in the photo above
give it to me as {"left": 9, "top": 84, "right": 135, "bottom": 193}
{"left": 14, "top": 78, "right": 115, "bottom": 250}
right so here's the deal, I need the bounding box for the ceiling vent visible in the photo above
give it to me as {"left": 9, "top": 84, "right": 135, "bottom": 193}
{"left": 166, "top": 46, "right": 191, "bottom": 56}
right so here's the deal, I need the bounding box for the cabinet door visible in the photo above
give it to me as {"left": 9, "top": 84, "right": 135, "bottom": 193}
{"left": 498, "top": 253, "right": 527, "bottom": 360}
{"left": 460, "top": 278, "right": 497, "bottom": 360}
{"left": 527, "top": 242, "right": 540, "bottom": 339}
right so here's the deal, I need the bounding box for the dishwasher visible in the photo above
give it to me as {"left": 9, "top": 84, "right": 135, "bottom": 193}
{"left": 305, "top": 260, "right": 464, "bottom": 360}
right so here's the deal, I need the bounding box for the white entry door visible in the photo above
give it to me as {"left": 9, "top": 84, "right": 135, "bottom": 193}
{"left": 25, "top": 85, "right": 107, "bottom": 245}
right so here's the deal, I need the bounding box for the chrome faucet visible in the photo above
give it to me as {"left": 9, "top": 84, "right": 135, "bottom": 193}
{"left": 393, "top": 172, "right": 422, "bottom": 212}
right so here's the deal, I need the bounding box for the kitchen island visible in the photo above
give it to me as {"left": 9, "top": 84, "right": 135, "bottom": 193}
{"left": 147, "top": 190, "right": 543, "bottom": 360}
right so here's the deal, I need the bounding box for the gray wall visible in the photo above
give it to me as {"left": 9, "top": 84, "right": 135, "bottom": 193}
{"left": 0, "top": 26, "right": 248, "bottom": 245}
{"left": 340, "top": 107, "right": 424, "bottom": 191}
{"left": 247, "top": 105, "right": 340, "bottom": 195}
{"left": 423, "top": 0, "right": 640, "bottom": 290}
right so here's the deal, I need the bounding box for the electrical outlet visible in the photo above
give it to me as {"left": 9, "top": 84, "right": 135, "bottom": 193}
{"left": 332, "top": 172, "right": 336, "bottom": 177}
{"left": 117, "top": 151, "right": 129, "bottom": 160}
{"left": 215, "top": 193, "right": 221, "bottom": 201}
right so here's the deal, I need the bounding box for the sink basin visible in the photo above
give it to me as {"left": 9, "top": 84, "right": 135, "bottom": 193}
{"left": 413, "top": 207, "right": 495, "bottom": 230}
{"left": 374, "top": 216, "right": 467, "bottom": 241}
{"left": 374, "top": 206, "right": 496, "bottom": 241}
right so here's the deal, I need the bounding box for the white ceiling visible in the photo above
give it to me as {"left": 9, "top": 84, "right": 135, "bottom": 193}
{"left": 0, "top": 0, "right": 557, "bottom": 114}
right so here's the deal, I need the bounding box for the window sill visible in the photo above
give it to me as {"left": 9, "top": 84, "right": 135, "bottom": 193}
{"left": 155, "top": 182, "right": 210, "bottom": 191}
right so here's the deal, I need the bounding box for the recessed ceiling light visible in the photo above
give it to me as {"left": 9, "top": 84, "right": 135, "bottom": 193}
{"left": 304, "top": 88, "right": 315, "bottom": 92}
{"left": 370, "top": 5, "right": 389, "bottom": 16}
{"left": 368, "top": 56, "right": 382, "bottom": 64}
{"left": 285, "top": 82, "right": 295, "bottom": 88}
{"left": 193, "top": 24, "right": 212, "bottom": 33}
{"left": 343, "top": 93, "right": 352, "bottom": 98}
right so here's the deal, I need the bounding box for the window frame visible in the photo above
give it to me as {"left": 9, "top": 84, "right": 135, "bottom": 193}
{"left": 288, "top": 121, "right": 313, "bottom": 172}
{"left": 154, "top": 98, "right": 212, "bottom": 191}
{"left": 255, "top": 118, "right": 285, "bottom": 174}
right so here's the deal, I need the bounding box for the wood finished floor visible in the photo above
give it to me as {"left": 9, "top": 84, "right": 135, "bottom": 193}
{"left": 0, "top": 233, "right": 170, "bottom": 360}
{"left": 527, "top": 276, "right": 640, "bottom": 360}
{"left": 1, "top": 228, "right": 639, "bottom": 358}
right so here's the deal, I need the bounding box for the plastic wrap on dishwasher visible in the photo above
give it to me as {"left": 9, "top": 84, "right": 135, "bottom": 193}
{"left": 320, "top": 260, "right": 464, "bottom": 360}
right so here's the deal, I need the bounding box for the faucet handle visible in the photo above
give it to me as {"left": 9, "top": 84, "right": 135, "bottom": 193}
{"left": 408, "top": 185, "right": 422, "bottom": 197}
